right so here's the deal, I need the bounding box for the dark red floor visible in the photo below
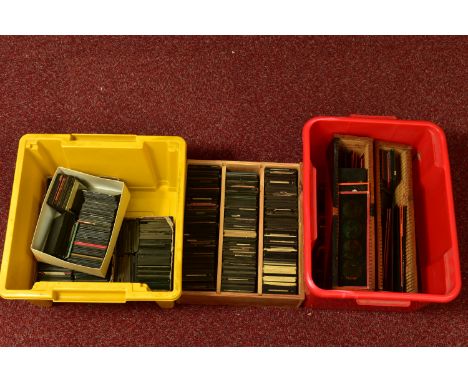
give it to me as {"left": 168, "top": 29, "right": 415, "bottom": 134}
{"left": 0, "top": 36, "right": 466, "bottom": 346}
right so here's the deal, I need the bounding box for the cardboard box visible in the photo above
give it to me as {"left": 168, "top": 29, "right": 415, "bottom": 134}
{"left": 31, "top": 167, "right": 130, "bottom": 277}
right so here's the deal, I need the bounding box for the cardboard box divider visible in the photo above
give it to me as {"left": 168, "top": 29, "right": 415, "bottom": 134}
{"left": 332, "top": 135, "right": 375, "bottom": 290}
{"left": 375, "top": 141, "right": 418, "bottom": 293}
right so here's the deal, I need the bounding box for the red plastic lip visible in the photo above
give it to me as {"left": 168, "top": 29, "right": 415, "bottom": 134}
{"left": 302, "top": 116, "right": 462, "bottom": 305}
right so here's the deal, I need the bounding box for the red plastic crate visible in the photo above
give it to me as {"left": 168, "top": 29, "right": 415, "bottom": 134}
{"left": 302, "top": 115, "right": 461, "bottom": 310}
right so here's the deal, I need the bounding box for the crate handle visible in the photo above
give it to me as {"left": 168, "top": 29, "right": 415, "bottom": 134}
{"left": 69, "top": 134, "right": 138, "bottom": 142}
{"left": 51, "top": 289, "right": 126, "bottom": 303}
{"left": 356, "top": 298, "right": 411, "bottom": 307}
{"left": 349, "top": 114, "right": 398, "bottom": 120}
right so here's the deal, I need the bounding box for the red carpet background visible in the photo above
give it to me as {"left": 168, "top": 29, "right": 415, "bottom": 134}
{"left": 0, "top": 36, "right": 466, "bottom": 346}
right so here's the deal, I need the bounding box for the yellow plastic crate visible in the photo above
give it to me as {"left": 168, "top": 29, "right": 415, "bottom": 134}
{"left": 0, "top": 134, "right": 187, "bottom": 308}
